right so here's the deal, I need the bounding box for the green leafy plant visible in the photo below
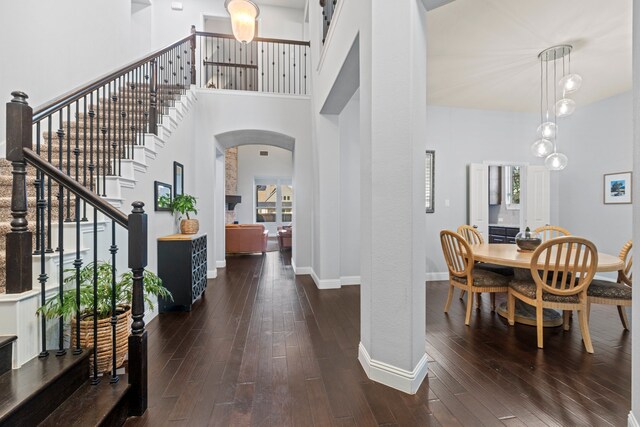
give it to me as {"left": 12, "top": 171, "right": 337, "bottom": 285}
{"left": 170, "top": 194, "right": 198, "bottom": 220}
{"left": 37, "top": 262, "right": 172, "bottom": 320}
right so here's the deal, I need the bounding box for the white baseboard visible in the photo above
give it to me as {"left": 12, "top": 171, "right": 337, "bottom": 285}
{"left": 311, "top": 269, "right": 341, "bottom": 289}
{"left": 629, "top": 411, "right": 639, "bottom": 427}
{"left": 358, "top": 342, "right": 428, "bottom": 394}
{"left": 291, "top": 259, "right": 312, "bottom": 275}
{"left": 216, "top": 260, "right": 226, "bottom": 269}
{"left": 207, "top": 269, "right": 217, "bottom": 279}
{"left": 425, "top": 272, "right": 448, "bottom": 281}
{"left": 340, "top": 276, "right": 361, "bottom": 286}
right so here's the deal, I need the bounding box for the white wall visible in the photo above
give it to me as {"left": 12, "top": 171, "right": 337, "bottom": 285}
{"left": 0, "top": 0, "right": 153, "bottom": 147}
{"left": 425, "top": 106, "right": 540, "bottom": 275}
{"left": 236, "top": 144, "right": 293, "bottom": 230}
{"left": 558, "top": 92, "right": 633, "bottom": 272}
{"left": 195, "top": 90, "right": 312, "bottom": 271}
{"left": 339, "top": 90, "right": 360, "bottom": 280}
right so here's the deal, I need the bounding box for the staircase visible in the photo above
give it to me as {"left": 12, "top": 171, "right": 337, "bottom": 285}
{"left": 0, "top": 30, "right": 197, "bottom": 426}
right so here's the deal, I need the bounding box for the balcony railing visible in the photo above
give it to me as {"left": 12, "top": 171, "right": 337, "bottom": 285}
{"left": 196, "top": 32, "right": 310, "bottom": 95}
{"left": 321, "top": 0, "right": 337, "bottom": 44}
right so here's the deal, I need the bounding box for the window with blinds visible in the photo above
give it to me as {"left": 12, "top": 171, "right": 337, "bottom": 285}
{"left": 425, "top": 150, "right": 435, "bottom": 213}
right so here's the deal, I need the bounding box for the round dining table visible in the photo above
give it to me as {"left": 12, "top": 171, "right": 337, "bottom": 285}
{"left": 470, "top": 243, "right": 624, "bottom": 327}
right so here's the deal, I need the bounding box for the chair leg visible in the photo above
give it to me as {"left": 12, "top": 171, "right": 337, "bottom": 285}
{"left": 578, "top": 308, "right": 594, "bottom": 353}
{"left": 465, "top": 292, "right": 473, "bottom": 326}
{"left": 563, "top": 310, "right": 571, "bottom": 331}
{"left": 617, "top": 306, "right": 630, "bottom": 330}
{"left": 459, "top": 290, "right": 466, "bottom": 300}
{"left": 507, "top": 292, "right": 515, "bottom": 326}
{"left": 476, "top": 292, "right": 482, "bottom": 309}
{"left": 536, "top": 305, "right": 544, "bottom": 349}
{"left": 444, "top": 284, "right": 454, "bottom": 313}
{"left": 586, "top": 300, "right": 591, "bottom": 323}
{"left": 490, "top": 293, "right": 496, "bottom": 312}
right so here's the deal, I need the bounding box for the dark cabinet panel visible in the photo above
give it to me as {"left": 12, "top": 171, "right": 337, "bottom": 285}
{"left": 488, "top": 226, "right": 519, "bottom": 244}
{"left": 158, "top": 233, "right": 207, "bottom": 312}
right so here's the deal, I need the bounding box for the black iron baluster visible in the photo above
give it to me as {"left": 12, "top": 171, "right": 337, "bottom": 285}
{"left": 110, "top": 85, "right": 116, "bottom": 177}
{"left": 65, "top": 107, "right": 71, "bottom": 221}
{"left": 37, "top": 166, "right": 48, "bottom": 357}
{"left": 82, "top": 98, "right": 88, "bottom": 221}
{"left": 89, "top": 100, "right": 95, "bottom": 194}
{"left": 110, "top": 219, "right": 119, "bottom": 383}
{"left": 149, "top": 59, "right": 158, "bottom": 135}
{"left": 72, "top": 138, "right": 82, "bottom": 356}
{"left": 96, "top": 91, "right": 101, "bottom": 196}
{"left": 34, "top": 122, "right": 41, "bottom": 255}
{"left": 56, "top": 119, "right": 66, "bottom": 356}
{"left": 91, "top": 206, "right": 99, "bottom": 385}
{"left": 46, "top": 117, "right": 53, "bottom": 253}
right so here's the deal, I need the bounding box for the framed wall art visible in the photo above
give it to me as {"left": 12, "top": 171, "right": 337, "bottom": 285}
{"left": 154, "top": 181, "right": 173, "bottom": 211}
{"left": 174, "top": 161, "right": 184, "bottom": 196}
{"left": 603, "top": 172, "right": 632, "bottom": 204}
{"left": 425, "top": 150, "right": 435, "bottom": 213}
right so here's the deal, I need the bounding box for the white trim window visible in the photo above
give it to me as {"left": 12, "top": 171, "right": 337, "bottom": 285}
{"left": 504, "top": 165, "right": 521, "bottom": 210}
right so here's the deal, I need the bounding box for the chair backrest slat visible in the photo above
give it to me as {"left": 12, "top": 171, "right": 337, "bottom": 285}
{"left": 457, "top": 225, "right": 484, "bottom": 245}
{"left": 530, "top": 236, "right": 597, "bottom": 296}
{"left": 618, "top": 240, "right": 633, "bottom": 286}
{"left": 440, "top": 230, "right": 473, "bottom": 278}
{"left": 535, "top": 225, "right": 571, "bottom": 242}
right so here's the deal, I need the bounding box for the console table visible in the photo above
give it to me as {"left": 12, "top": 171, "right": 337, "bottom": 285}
{"left": 157, "top": 233, "right": 208, "bottom": 312}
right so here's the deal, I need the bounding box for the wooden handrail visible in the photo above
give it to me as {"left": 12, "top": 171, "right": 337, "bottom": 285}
{"left": 195, "top": 31, "right": 310, "bottom": 47}
{"left": 32, "top": 34, "right": 194, "bottom": 122}
{"left": 23, "top": 148, "right": 129, "bottom": 228}
{"left": 203, "top": 61, "right": 259, "bottom": 69}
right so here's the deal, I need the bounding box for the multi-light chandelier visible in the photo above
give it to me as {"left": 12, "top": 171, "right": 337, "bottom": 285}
{"left": 530, "top": 45, "right": 582, "bottom": 171}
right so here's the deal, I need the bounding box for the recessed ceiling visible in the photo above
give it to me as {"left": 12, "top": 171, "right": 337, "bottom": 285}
{"left": 258, "top": 0, "right": 306, "bottom": 9}
{"left": 426, "top": 0, "right": 632, "bottom": 112}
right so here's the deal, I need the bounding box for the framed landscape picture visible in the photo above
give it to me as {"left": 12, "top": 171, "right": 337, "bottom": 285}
{"left": 603, "top": 172, "right": 632, "bottom": 204}
{"left": 174, "top": 161, "right": 184, "bottom": 196}
{"left": 154, "top": 181, "right": 172, "bottom": 211}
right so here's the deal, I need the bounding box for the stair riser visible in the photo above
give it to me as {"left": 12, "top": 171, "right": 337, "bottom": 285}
{"left": 0, "top": 337, "right": 15, "bottom": 376}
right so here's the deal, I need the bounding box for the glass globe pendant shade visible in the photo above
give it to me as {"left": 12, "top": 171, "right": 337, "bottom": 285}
{"left": 545, "top": 152, "right": 568, "bottom": 171}
{"left": 537, "top": 121, "right": 557, "bottom": 140}
{"left": 531, "top": 139, "right": 553, "bottom": 157}
{"left": 225, "top": 0, "right": 260, "bottom": 43}
{"left": 558, "top": 73, "right": 583, "bottom": 94}
{"left": 555, "top": 98, "right": 576, "bottom": 117}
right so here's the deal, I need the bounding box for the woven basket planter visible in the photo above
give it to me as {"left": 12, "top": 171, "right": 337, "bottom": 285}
{"left": 71, "top": 306, "right": 130, "bottom": 374}
{"left": 180, "top": 219, "right": 199, "bottom": 234}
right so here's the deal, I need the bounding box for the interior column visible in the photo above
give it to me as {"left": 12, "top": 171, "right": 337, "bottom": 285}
{"left": 358, "top": 0, "right": 428, "bottom": 394}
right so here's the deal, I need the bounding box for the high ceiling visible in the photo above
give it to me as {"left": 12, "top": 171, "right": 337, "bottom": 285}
{"left": 258, "top": 0, "right": 306, "bottom": 9}
{"left": 426, "top": 0, "right": 632, "bottom": 112}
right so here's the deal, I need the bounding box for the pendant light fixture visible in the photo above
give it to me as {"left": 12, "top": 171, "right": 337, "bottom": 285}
{"left": 225, "top": 0, "right": 260, "bottom": 44}
{"left": 530, "top": 45, "right": 581, "bottom": 171}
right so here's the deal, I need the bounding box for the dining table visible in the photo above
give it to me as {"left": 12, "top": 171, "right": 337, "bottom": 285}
{"left": 470, "top": 243, "right": 624, "bottom": 327}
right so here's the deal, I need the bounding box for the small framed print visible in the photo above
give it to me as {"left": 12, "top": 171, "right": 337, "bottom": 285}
{"left": 425, "top": 150, "right": 435, "bottom": 213}
{"left": 174, "top": 161, "right": 184, "bottom": 196}
{"left": 154, "top": 181, "right": 172, "bottom": 211}
{"left": 604, "top": 172, "right": 632, "bottom": 204}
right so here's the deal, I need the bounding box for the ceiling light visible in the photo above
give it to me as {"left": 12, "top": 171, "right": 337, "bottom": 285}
{"left": 555, "top": 98, "right": 576, "bottom": 117}
{"left": 533, "top": 45, "right": 581, "bottom": 171}
{"left": 544, "top": 152, "right": 568, "bottom": 171}
{"left": 531, "top": 139, "right": 553, "bottom": 158}
{"left": 225, "top": 0, "right": 260, "bottom": 43}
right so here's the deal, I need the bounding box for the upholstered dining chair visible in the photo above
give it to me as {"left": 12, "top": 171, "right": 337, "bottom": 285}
{"left": 456, "top": 225, "right": 514, "bottom": 302}
{"left": 534, "top": 225, "right": 571, "bottom": 242}
{"left": 587, "top": 240, "right": 632, "bottom": 330}
{"left": 507, "top": 236, "right": 598, "bottom": 353}
{"left": 440, "top": 230, "right": 510, "bottom": 325}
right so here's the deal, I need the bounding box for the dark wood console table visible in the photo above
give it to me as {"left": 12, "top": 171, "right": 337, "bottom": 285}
{"left": 157, "top": 233, "right": 208, "bottom": 312}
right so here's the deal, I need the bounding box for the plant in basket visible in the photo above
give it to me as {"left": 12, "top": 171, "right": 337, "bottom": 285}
{"left": 169, "top": 194, "right": 199, "bottom": 234}
{"left": 37, "top": 262, "right": 172, "bottom": 373}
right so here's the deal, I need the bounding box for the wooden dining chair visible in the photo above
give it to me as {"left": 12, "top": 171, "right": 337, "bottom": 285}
{"left": 587, "top": 240, "right": 632, "bottom": 330}
{"left": 456, "top": 225, "right": 514, "bottom": 302}
{"left": 507, "top": 236, "right": 597, "bottom": 353}
{"left": 440, "top": 230, "right": 510, "bottom": 325}
{"left": 534, "top": 225, "right": 571, "bottom": 242}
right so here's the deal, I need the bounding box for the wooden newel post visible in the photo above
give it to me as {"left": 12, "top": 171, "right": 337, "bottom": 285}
{"left": 128, "top": 201, "right": 148, "bottom": 416}
{"left": 190, "top": 25, "right": 197, "bottom": 85}
{"left": 148, "top": 59, "right": 158, "bottom": 135}
{"left": 6, "top": 91, "right": 33, "bottom": 294}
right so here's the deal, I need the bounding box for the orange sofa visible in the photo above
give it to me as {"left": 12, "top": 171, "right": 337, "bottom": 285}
{"left": 225, "top": 224, "right": 269, "bottom": 254}
{"left": 277, "top": 225, "right": 292, "bottom": 250}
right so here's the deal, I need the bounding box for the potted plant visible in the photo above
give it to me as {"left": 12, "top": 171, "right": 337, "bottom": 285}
{"left": 170, "top": 194, "right": 199, "bottom": 234}
{"left": 38, "top": 262, "right": 172, "bottom": 373}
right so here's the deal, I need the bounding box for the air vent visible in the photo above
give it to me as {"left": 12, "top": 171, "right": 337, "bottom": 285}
{"left": 259, "top": 151, "right": 269, "bottom": 156}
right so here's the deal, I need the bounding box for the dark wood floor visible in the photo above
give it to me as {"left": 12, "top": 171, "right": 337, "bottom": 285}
{"left": 124, "top": 252, "right": 631, "bottom": 426}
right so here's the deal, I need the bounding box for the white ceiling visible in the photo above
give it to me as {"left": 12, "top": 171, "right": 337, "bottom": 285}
{"left": 426, "top": 0, "right": 632, "bottom": 112}
{"left": 258, "top": 0, "right": 306, "bottom": 10}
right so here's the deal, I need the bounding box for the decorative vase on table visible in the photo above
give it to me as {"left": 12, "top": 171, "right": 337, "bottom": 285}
{"left": 515, "top": 227, "right": 542, "bottom": 252}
